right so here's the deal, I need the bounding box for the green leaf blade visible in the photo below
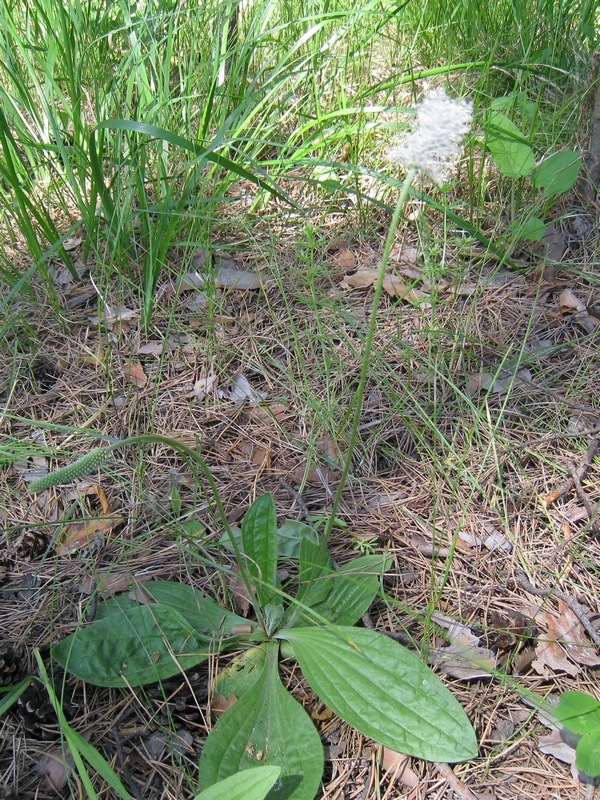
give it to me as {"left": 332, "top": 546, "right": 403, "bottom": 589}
{"left": 194, "top": 766, "right": 282, "bottom": 800}
{"left": 200, "top": 643, "right": 323, "bottom": 800}
{"left": 484, "top": 111, "right": 535, "bottom": 177}
{"left": 139, "top": 580, "right": 254, "bottom": 638}
{"left": 531, "top": 151, "right": 581, "bottom": 196}
{"left": 282, "top": 626, "right": 477, "bottom": 763}
{"left": 53, "top": 605, "right": 211, "bottom": 687}
{"left": 308, "top": 554, "right": 390, "bottom": 626}
{"left": 241, "top": 494, "right": 279, "bottom": 608}
{"left": 576, "top": 730, "right": 600, "bottom": 777}
{"left": 555, "top": 691, "right": 600, "bottom": 735}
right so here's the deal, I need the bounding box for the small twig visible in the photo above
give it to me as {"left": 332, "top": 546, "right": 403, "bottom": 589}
{"left": 544, "top": 436, "right": 599, "bottom": 507}
{"left": 515, "top": 569, "right": 600, "bottom": 646}
{"left": 278, "top": 478, "right": 309, "bottom": 519}
{"left": 570, "top": 458, "right": 599, "bottom": 534}
{"left": 434, "top": 762, "right": 482, "bottom": 800}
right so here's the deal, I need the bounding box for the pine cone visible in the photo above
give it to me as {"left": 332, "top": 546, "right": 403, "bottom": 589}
{"left": 146, "top": 669, "right": 209, "bottom": 726}
{"left": 15, "top": 681, "right": 60, "bottom": 741}
{"left": 0, "top": 643, "right": 23, "bottom": 686}
{"left": 12, "top": 529, "right": 49, "bottom": 561}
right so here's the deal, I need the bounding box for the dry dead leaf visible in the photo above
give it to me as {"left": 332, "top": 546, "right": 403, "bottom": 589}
{"left": 331, "top": 247, "right": 356, "bottom": 272}
{"left": 63, "top": 234, "right": 84, "bottom": 251}
{"left": 219, "top": 373, "right": 266, "bottom": 403}
{"left": 15, "top": 455, "right": 49, "bottom": 486}
{"left": 560, "top": 289, "right": 587, "bottom": 314}
{"left": 188, "top": 373, "right": 218, "bottom": 401}
{"left": 184, "top": 292, "right": 209, "bottom": 312}
{"left": 246, "top": 402, "right": 290, "bottom": 425}
{"left": 430, "top": 614, "right": 497, "bottom": 679}
{"left": 531, "top": 599, "right": 600, "bottom": 677}
{"left": 236, "top": 440, "right": 270, "bottom": 468}
{"left": 430, "top": 642, "right": 497, "bottom": 680}
{"left": 540, "top": 225, "right": 567, "bottom": 262}
{"left": 90, "top": 305, "right": 139, "bottom": 325}
{"left": 228, "top": 567, "right": 252, "bottom": 616}
{"left": 458, "top": 521, "right": 512, "bottom": 552}
{"left": 389, "top": 242, "right": 420, "bottom": 265}
{"left": 122, "top": 361, "right": 148, "bottom": 388}
{"left": 538, "top": 729, "right": 583, "bottom": 780}
{"left": 538, "top": 728, "right": 577, "bottom": 766}
{"left": 137, "top": 341, "right": 169, "bottom": 356}
{"left": 341, "top": 267, "right": 430, "bottom": 303}
{"left": 183, "top": 266, "right": 262, "bottom": 291}
{"left": 559, "top": 289, "right": 598, "bottom": 333}
{"left": 380, "top": 747, "right": 419, "bottom": 788}
{"left": 57, "top": 485, "right": 123, "bottom": 556}
{"left": 38, "top": 751, "right": 71, "bottom": 792}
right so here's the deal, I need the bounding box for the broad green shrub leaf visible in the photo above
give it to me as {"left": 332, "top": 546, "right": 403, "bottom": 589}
{"left": 575, "top": 729, "right": 600, "bottom": 777}
{"left": 277, "top": 521, "right": 320, "bottom": 559}
{"left": 194, "top": 766, "right": 282, "bottom": 800}
{"left": 532, "top": 151, "right": 581, "bottom": 197}
{"left": 308, "top": 554, "right": 390, "bottom": 626}
{"left": 139, "top": 581, "right": 254, "bottom": 638}
{"left": 53, "top": 606, "right": 211, "bottom": 687}
{"left": 509, "top": 216, "right": 547, "bottom": 242}
{"left": 282, "top": 626, "right": 477, "bottom": 763}
{"left": 241, "top": 494, "right": 278, "bottom": 608}
{"left": 484, "top": 111, "right": 535, "bottom": 177}
{"left": 555, "top": 691, "right": 600, "bottom": 735}
{"left": 200, "top": 643, "right": 323, "bottom": 800}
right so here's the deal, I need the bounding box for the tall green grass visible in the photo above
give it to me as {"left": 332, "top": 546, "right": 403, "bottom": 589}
{"left": 0, "top": 0, "right": 593, "bottom": 322}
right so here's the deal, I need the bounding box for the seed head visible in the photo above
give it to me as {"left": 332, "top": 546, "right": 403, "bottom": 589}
{"left": 388, "top": 90, "right": 473, "bottom": 185}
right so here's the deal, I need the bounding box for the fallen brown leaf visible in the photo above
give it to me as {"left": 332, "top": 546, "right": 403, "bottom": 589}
{"left": 122, "top": 361, "right": 148, "bottom": 388}
{"left": 330, "top": 245, "right": 356, "bottom": 272}
{"left": 531, "top": 599, "right": 600, "bottom": 677}
{"left": 57, "top": 485, "right": 123, "bottom": 556}
{"left": 341, "top": 267, "right": 430, "bottom": 303}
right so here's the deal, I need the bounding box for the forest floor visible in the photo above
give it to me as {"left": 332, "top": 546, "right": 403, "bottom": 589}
{"left": 1, "top": 190, "right": 599, "bottom": 799}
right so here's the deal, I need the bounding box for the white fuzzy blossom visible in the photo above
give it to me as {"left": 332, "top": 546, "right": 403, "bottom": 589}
{"left": 388, "top": 90, "right": 473, "bottom": 185}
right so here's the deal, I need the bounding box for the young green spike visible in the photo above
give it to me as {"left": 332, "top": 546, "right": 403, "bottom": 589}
{"left": 29, "top": 447, "right": 111, "bottom": 492}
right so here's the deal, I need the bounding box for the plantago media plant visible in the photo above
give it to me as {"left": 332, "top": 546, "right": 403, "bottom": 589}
{"left": 30, "top": 437, "right": 477, "bottom": 799}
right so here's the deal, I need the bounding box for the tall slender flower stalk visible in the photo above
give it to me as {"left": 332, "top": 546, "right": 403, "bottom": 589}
{"left": 323, "top": 90, "right": 473, "bottom": 544}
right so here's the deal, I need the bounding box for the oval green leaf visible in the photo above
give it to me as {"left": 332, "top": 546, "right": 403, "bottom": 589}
{"left": 532, "top": 151, "right": 581, "bottom": 197}
{"left": 53, "top": 605, "right": 211, "bottom": 687}
{"left": 200, "top": 643, "right": 323, "bottom": 800}
{"left": 281, "top": 626, "right": 477, "bottom": 763}
{"left": 484, "top": 111, "right": 535, "bottom": 177}
{"left": 509, "top": 215, "right": 547, "bottom": 242}
{"left": 576, "top": 730, "right": 600, "bottom": 777}
{"left": 194, "top": 766, "right": 282, "bottom": 800}
{"left": 139, "top": 580, "right": 255, "bottom": 638}
{"left": 555, "top": 691, "right": 600, "bottom": 735}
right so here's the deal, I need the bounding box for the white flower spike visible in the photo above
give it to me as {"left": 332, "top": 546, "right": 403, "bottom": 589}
{"left": 389, "top": 90, "right": 473, "bottom": 185}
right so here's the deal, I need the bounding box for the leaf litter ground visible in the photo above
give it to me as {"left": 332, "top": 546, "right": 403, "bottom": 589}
{"left": 1, "top": 202, "right": 599, "bottom": 800}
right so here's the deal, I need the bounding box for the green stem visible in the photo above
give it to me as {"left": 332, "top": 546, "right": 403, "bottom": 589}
{"left": 323, "top": 167, "right": 418, "bottom": 544}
